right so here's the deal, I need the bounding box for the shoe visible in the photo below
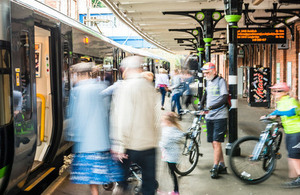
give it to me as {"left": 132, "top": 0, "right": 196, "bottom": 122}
{"left": 112, "top": 184, "right": 130, "bottom": 195}
{"left": 282, "top": 177, "right": 300, "bottom": 188}
{"left": 168, "top": 192, "right": 180, "bottom": 195}
{"left": 210, "top": 168, "right": 219, "bottom": 179}
{"left": 218, "top": 165, "right": 227, "bottom": 174}
{"left": 161, "top": 107, "right": 165, "bottom": 110}
{"left": 157, "top": 190, "right": 165, "bottom": 195}
{"left": 178, "top": 114, "right": 182, "bottom": 121}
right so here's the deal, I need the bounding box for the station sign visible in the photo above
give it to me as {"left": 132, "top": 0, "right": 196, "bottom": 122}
{"left": 237, "top": 28, "right": 286, "bottom": 44}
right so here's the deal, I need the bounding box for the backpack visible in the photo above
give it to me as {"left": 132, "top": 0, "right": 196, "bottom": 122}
{"left": 217, "top": 76, "right": 232, "bottom": 110}
{"left": 227, "top": 93, "right": 232, "bottom": 110}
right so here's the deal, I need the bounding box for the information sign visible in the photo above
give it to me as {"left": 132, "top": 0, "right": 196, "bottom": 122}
{"left": 237, "top": 28, "right": 286, "bottom": 44}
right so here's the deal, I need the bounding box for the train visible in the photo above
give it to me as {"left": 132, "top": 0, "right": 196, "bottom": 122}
{"left": 0, "top": 0, "right": 168, "bottom": 194}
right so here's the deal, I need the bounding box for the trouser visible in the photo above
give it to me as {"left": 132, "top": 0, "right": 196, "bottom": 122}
{"left": 119, "top": 148, "right": 156, "bottom": 195}
{"left": 184, "top": 95, "right": 192, "bottom": 108}
{"left": 171, "top": 93, "right": 182, "bottom": 114}
{"left": 167, "top": 162, "right": 179, "bottom": 192}
{"left": 160, "top": 87, "right": 166, "bottom": 106}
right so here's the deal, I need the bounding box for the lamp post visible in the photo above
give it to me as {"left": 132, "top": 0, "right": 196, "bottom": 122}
{"left": 223, "top": 0, "right": 243, "bottom": 155}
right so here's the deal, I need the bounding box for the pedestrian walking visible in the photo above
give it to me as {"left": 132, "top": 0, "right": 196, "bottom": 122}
{"left": 159, "top": 112, "right": 184, "bottom": 195}
{"left": 260, "top": 82, "right": 300, "bottom": 188}
{"left": 169, "top": 69, "right": 184, "bottom": 118}
{"left": 199, "top": 62, "right": 229, "bottom": 179}
{"left": 66, "top": 63, "right": 123, "bottom": 195}
{"left": 182, "top": 69, "right": 194, "bottom": 109}
{"left": 155, "top": 68, "right": 170, "bottom": 110}
{"left": 111, "top": 56, "right": 159, "bottom": 195}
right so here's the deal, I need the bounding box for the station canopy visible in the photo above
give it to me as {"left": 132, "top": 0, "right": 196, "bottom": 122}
{"left": 101, "top": 0, "right": 299, "bottom": 54}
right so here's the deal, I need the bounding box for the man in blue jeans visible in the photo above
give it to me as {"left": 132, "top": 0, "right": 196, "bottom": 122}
{"left": 199, "top": 62, "right": 229, "bottom": 179}
{"left": 170, "top": 69, "right": 184, "bottom": 118}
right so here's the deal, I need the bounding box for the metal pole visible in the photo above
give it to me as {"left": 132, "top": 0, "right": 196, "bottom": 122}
{"left": 223, "top": 0, "right": 242, "bottom": 155}
{"left": 227, "top": 22, "right": 238, "bottom": 148}
{"left": 197, "top": 28, "right": 204, "bottom": 101}
{"left": 205, "top": 42, "right": 211, "bottom": 62}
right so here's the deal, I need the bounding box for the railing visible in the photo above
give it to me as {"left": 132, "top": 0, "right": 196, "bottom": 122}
{"left": 36, "top": 93, "right": 45, "bottom": 142}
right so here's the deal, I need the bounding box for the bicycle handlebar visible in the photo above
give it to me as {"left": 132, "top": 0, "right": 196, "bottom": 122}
{"left": 180, "top": 109, "right": 208, "bottom": 116}
{"left": 259, "top": 116, "right": 282, "bottom": 126}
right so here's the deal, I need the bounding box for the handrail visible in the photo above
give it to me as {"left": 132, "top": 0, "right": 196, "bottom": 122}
{"left": 36, "top": 94, "right": 46, "bottom": 142}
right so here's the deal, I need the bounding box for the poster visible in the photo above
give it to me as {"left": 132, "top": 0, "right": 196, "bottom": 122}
{"left": 249, "top": 67, "right": 270, "bottom": 107}
{"left": 35, "top": 43, "right": 42, "bottom": 77}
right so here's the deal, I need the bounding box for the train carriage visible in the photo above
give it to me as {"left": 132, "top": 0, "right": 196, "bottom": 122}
{"left": 0, "top": 0, "right": 167, "bottom": 194}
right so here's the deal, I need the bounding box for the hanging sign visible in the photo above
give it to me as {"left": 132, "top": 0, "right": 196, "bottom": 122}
{"left": 237, "top": 28, "right": 286, "bottom": 44}
{"left": 249, "top": 67, "right": 270, "bottom": 107}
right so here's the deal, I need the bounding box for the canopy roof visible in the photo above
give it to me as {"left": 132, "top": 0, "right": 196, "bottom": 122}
{"left": 101, "top": 0, "right": 300, "bottom": 54}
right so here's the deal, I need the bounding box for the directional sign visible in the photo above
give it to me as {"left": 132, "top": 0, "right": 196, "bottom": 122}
{"left": 237, "top": 28, "right": 286, "bottom": 44}
{"left": 277, "top": 39, "right": 289, "bottom": 50}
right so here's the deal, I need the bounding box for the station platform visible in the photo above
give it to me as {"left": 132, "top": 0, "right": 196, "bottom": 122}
{"left": 44, "top": 96, "right": 299, "bottom": 195}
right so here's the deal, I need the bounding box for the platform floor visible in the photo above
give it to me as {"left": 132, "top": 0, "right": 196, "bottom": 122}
{"left": 48, "top": 95, "right": 299, "bottom": 195}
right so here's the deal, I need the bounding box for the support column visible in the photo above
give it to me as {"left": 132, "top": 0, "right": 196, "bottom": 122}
{"left": 227, "top": 23, "right": 238, "bottom": 144}
{"left": 197, "top": 28, "right": 204, "bottom": 101}
{"left": 223, "top": 0, "right": 242, "bottom": 155}
{"left": 203, "top": 38, "right": 213, "bottom": 62}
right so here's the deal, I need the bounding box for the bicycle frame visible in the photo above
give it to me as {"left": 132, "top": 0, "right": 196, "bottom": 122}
{"left": 251, "top": 121, "right": 281, "bottom": 161}
{"left": 182, "top": 113, "right": 204, "bottom": 155}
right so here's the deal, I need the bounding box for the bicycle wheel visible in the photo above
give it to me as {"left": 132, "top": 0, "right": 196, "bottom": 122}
{"left": 174, "top": 137, "right": 199, "bottom": 176}
{"left": 229, "top": 136, "right": 276, "bottom": 184}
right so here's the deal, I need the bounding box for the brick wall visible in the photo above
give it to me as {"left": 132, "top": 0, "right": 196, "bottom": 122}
{"left": 274, "top": 21, "right": 300, "bottom": 99}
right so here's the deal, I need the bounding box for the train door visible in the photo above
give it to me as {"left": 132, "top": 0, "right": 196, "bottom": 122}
{"left": 7, "top": 2, "right": 36, "bottom": 193}
{"left": 0, "top": 2, "right": 13, "bottom": 191}
{"left": 33, "top": 26, "right": 53, "bottom": 169}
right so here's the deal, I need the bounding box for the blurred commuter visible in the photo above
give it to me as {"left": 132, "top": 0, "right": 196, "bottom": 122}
{"left": 260, "top": 83, "right": 300, "bottom": 188}
{"left": 169, "top": 69, "right": 184, "bottom": 118}
{"left": 67, "top": 63, "right": 123, "bottom": 195}
{"left": 111, "top": 56, "right": 159, "bottom": 195}
{"left": 101, "top": 66, "right": 126, "bottom": 97}
{"left": 182, "top": 69, "right": 194, "bottom": 109}
{"left": 159, "top": 112, "right": 184, "bottom": 195}
{"left": 142, "top": 71, "right": 154, "bottom": 82}
{"left": 155, "top": 68, "right": 170, "bottom": 110}
{"left": 199, "top": 62, "right": 228, "bottom": 179}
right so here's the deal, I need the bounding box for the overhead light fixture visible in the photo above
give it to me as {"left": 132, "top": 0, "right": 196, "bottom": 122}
{"left": 252, "top": 0, "right": 264, "bottom": 6}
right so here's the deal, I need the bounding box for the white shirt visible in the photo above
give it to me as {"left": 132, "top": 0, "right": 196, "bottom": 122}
{"left": 155, "top": 74, "right": 169, "bottom": 88}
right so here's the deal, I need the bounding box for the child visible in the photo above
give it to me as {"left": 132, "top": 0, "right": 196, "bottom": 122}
{"left": 159, "top": 112, "right": 185, "bottom": 195}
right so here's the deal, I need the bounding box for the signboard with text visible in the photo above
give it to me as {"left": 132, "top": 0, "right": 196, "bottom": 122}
{"left": 237, "top": 28, "right": 286, "bottom": 44}
{"left": 249, "top": 67, "right": 270, "bottom": 107}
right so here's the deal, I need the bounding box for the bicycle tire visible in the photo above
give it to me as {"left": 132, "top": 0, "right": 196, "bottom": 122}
{"left": 174, "top": 137, "right": 199, "bottom": 176}
{"left": 229, "top": 136, "right": 276, "bottom": 184}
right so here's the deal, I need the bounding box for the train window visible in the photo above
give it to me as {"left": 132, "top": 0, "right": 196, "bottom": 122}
{"left": 0, "top": 48, "right": 12, "bottom": 126}
{"left": 20, "top": 31, "right": 32, "bottom": 121}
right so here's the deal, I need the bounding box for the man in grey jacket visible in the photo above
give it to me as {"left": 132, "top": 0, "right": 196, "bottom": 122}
{"left": 199, "top": 62, "right": 229, "bottom": 179}
{"left": 111, "top": 56, "right": 159, "bottom": 195}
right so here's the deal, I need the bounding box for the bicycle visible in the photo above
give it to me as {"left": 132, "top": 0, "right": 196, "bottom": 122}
{"left": 229, "top": 117, "right": 283, "bottom": 184}
{"left": 103, "top": 163, "right": 159, "bottom": 194}
{"left": 174, "top": 109, "right": 206, "bottom": 176}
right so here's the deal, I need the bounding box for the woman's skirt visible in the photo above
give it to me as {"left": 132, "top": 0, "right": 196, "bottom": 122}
{"left": 70, "top": 151, "right": 123, "bottom": 185}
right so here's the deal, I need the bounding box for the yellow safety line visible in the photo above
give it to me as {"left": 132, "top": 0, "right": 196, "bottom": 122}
{"left": 36, "top": 94, "right": 46, "bottom": 142}
{"left": 24, "top": 167, "right": 55, "bottom": 191}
